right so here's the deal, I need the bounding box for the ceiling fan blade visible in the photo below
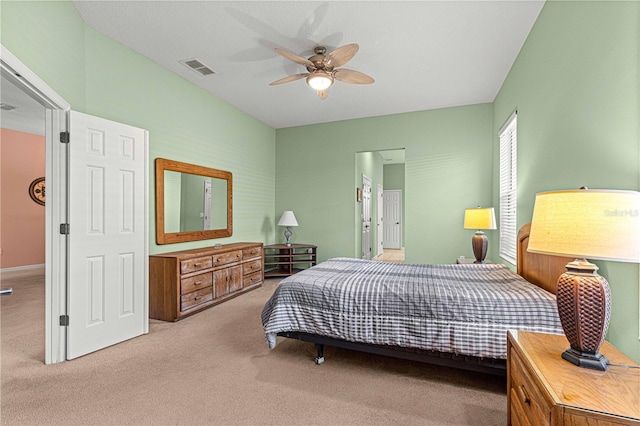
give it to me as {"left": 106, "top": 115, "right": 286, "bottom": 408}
{"left": 326, "top": 43, "right": 359, "bottom": 68}
{"left": 334, "top": 69, "right": 375, "bottom": 84}
{"left": 274, "top": 48, "right": 313, "bottom": 67}
{"left": 269, "top": 73, "right": 309, "bottom": 86}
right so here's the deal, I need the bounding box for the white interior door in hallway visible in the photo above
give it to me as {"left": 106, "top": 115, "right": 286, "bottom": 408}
{"left": 361, "top": 175, "right": 372, "bottom": 260}
{"left": 67, "top": 111, "right": 149, "bottom": 360}
{"left": 383, "top": 190, "right": 402, "bottom": 249}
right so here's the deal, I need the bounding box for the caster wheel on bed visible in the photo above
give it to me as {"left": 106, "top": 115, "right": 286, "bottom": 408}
{"left": 315, "top": 356, "right": 325, "bottom": 365}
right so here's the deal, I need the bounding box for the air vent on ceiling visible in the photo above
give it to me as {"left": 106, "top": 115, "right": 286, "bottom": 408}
{"left": 179, "top": 58, "right": 216, "bottom": 76}
{"left": 0, "top": 103, "right": 17, "bottom": 111}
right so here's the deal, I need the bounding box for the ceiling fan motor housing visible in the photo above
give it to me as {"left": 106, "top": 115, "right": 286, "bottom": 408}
{"left": 307, "top": 47, "right": 333, "bottom": 73}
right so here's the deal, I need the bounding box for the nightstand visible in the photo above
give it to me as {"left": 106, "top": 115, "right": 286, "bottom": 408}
{"left": 263, "top": 244, "right": 316, "bottom": 278}
{"left": 507, "top": 331, "right": 639, "bottom": 425}
{"left": 456, "top": 258, "right": 491, "bottom": 264}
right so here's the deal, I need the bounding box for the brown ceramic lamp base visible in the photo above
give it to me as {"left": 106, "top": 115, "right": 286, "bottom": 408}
{"left": 471, "top": 231, "right": 488, "bottom": 263}
{"left": 556, "top": 259, "right": 611, "bottom": 371}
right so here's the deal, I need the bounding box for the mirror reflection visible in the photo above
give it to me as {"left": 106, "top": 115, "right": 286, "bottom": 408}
{"left": 163, "top": 171, "right": 228, "bottom": 233}
{"left": 155, "top": 158, "right": 232, "bottom": 244}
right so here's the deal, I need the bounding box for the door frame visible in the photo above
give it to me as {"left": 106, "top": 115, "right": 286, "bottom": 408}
{"left": 376, "top": 183, "right": 384, "bottom": 258}
{"left": 1, "top": 45, "right": 70, "bottom": 364}
{"left": 361, "top": 174, "right": 372, "bottom": 259}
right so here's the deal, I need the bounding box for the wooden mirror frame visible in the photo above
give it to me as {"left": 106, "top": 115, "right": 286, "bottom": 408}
{"left": 155, "top": 158, "right": 232, "bottom": 244}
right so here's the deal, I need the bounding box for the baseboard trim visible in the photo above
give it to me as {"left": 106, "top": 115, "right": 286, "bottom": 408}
{"left": 1, "top": 264, "right": 45, "bottom": 274}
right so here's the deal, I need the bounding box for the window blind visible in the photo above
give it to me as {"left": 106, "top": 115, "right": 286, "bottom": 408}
{"left": 499, "top": 112, "right": 517, "bottom": 265}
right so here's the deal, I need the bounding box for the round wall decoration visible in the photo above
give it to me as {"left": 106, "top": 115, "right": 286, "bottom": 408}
{"left": 29, "top": 177, "right": 45, "bottom": 206}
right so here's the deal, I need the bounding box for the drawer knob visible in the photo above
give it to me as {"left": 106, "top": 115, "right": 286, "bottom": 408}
{"left": 194, "top": 263, "right": 201, "bottom": 267}
{"left": 517, "top": 385, "right": 531, "bottom": 406}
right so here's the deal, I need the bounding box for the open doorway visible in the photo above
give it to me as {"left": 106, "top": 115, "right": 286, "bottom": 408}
{"left": 0, "top": 72, "right": 47, "bottom": 362}
{"left": 1, "top": 48, "right": 69, "bottom": 364}
{"left": 1, "top": 72, "right": 47, "bottom": 272}
{"left": 1, "top": 45, "right": 72, "bottom": 364}
{"left": 355, "top": 149, "right": 405, "bottom": 263}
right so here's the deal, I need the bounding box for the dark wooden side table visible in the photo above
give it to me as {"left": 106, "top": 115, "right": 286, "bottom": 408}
{"left": 264, "top": 243, "right": 317, "bottom": 278}
{"left": 456, "top": 257, "right": 492, "bottom": 264}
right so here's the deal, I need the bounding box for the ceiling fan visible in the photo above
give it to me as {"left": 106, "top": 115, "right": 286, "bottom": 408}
{"left": 270, "top": 43, "right": 374, "bottom": 99}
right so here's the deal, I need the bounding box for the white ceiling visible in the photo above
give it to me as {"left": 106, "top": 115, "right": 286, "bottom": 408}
{"left": 377, "top": 149, "right": 405, "bottom": 165}
{"left": 72, "top": 0, "right": 545, "bottom": 129}
{"left": 0, "top": 74, "right": 46, "bottom": 136}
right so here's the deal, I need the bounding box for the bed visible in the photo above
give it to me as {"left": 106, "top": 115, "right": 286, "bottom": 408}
{"left": 261, "top": 223, "right": 571, "bottom": 376}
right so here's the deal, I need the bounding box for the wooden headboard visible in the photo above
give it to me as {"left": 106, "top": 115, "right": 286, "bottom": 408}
{"left": 517, "top": 222, "right": 574, "bottom": 294}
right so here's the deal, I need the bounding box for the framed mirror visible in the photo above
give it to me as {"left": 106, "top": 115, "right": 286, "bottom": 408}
{"left": 155, "top": 158, "right": 232, "bottom": 244}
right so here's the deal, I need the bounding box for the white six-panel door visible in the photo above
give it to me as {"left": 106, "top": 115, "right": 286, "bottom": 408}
{"left": 383, "top": 190, "right": 402, "bottom": 249}
{"left": 67, "top": 111, "right": 148, "bottom": 359}
{"left": 361, "top": 175, "right": 372, "bottom": 260}
{"left": 376, "top": 183, "right": 384, "bottom": 257}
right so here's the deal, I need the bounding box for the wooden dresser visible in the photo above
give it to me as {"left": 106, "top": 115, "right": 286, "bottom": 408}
{"left": 507, "top": 330, "right": 640, "bottom": 426}
{"left": 149, "top": 242, "right": 263, "bottom": 321}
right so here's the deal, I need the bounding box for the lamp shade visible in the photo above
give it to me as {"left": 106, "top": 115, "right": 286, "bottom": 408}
{"left": 277, "top": 211, "right": 299, "bottom": 227}
{"left": 463, "top": 207, "right": 497, "bottom": 230}
{"left": 528, "top": 189, "right": 640, "bottom": 262}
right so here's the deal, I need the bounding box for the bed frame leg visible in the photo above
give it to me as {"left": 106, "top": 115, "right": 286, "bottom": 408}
{"left": 315, "top": 343, "right": 325, "bottom": 364}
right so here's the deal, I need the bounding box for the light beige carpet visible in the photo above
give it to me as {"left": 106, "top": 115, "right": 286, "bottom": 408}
{"left": 1, "top": 270, "right": 506, "bottom": 425}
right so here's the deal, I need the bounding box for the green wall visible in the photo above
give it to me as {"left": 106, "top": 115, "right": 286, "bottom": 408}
{"left": 492, "top": 0, "right": 640, "bottom": 361}
{"left": 1, "top": 1, "right": 86, "bottom": 109}
{"left": 179, "top": 174, "right": 208, "bottom": 232}
{"left": 164, "top": 171, "right": 182, "bottom": 232}
{"left": 1, "top": 1, "right": 276, "bottom": 255}
{"left": 383, "top": 164, "right": 405, "bottom": 191}
{"left": 276, "top": 103, "right": 494, "bottom": 264}
{"left": 4, "top": 1, "right": 638, "bottom": 361}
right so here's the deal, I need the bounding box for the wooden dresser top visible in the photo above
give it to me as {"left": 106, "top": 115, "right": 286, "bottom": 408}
{"left": 509, "top": 331, "right": 640, "bottom": 421}
{"left": 151, "top": 242, "right": 263, "bottom": 259}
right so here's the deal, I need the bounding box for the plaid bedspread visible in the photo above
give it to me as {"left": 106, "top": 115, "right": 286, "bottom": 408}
{"left": 261, "top": 257, "right": 563, "bottom": 359}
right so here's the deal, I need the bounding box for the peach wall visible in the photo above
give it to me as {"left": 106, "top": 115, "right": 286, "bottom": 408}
{"left": 1, "top": 128, "right": 45, "bottom": 269}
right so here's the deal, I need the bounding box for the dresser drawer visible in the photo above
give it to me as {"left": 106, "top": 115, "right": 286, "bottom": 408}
{"left": 243, "top": 246, "right": 262, "bottom": 259}
{"left": 181, "top": 272, "right": 213, "bottom": 295}
{"left": 509, "top": 347, "right": 551, "bottom": 426}
{"left": 180, "top": 256, "right": 212, "bottom": 274}
{"left": 243, "top": 259, "right": 262, "bottom": 275}
{"left": 181, "top": 286, "right": 213, "bottom": 312}
{"left": 150, "top": 243, "right": 264, "bottom": 321}
{"left": 213, "top": 250, "right": 242, "bottom": 267}
{"left": 243, "top": 271, "right": 262, "bottom": 287}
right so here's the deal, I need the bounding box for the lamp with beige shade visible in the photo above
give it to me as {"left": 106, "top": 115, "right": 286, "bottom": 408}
{"left": 528, "top": 188, "right": 640, "bottom": 371}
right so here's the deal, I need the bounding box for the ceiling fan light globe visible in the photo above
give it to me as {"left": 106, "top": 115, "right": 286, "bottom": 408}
{"left": 306, "top": 73, "right": 333, "bottom": 91}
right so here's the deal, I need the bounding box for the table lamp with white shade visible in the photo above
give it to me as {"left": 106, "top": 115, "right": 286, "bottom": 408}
{"left": 277, "top": 210, "right": 298, "bottom": 246}
{"left": 528, "top": 188, "right": 640, "bottom": 371}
